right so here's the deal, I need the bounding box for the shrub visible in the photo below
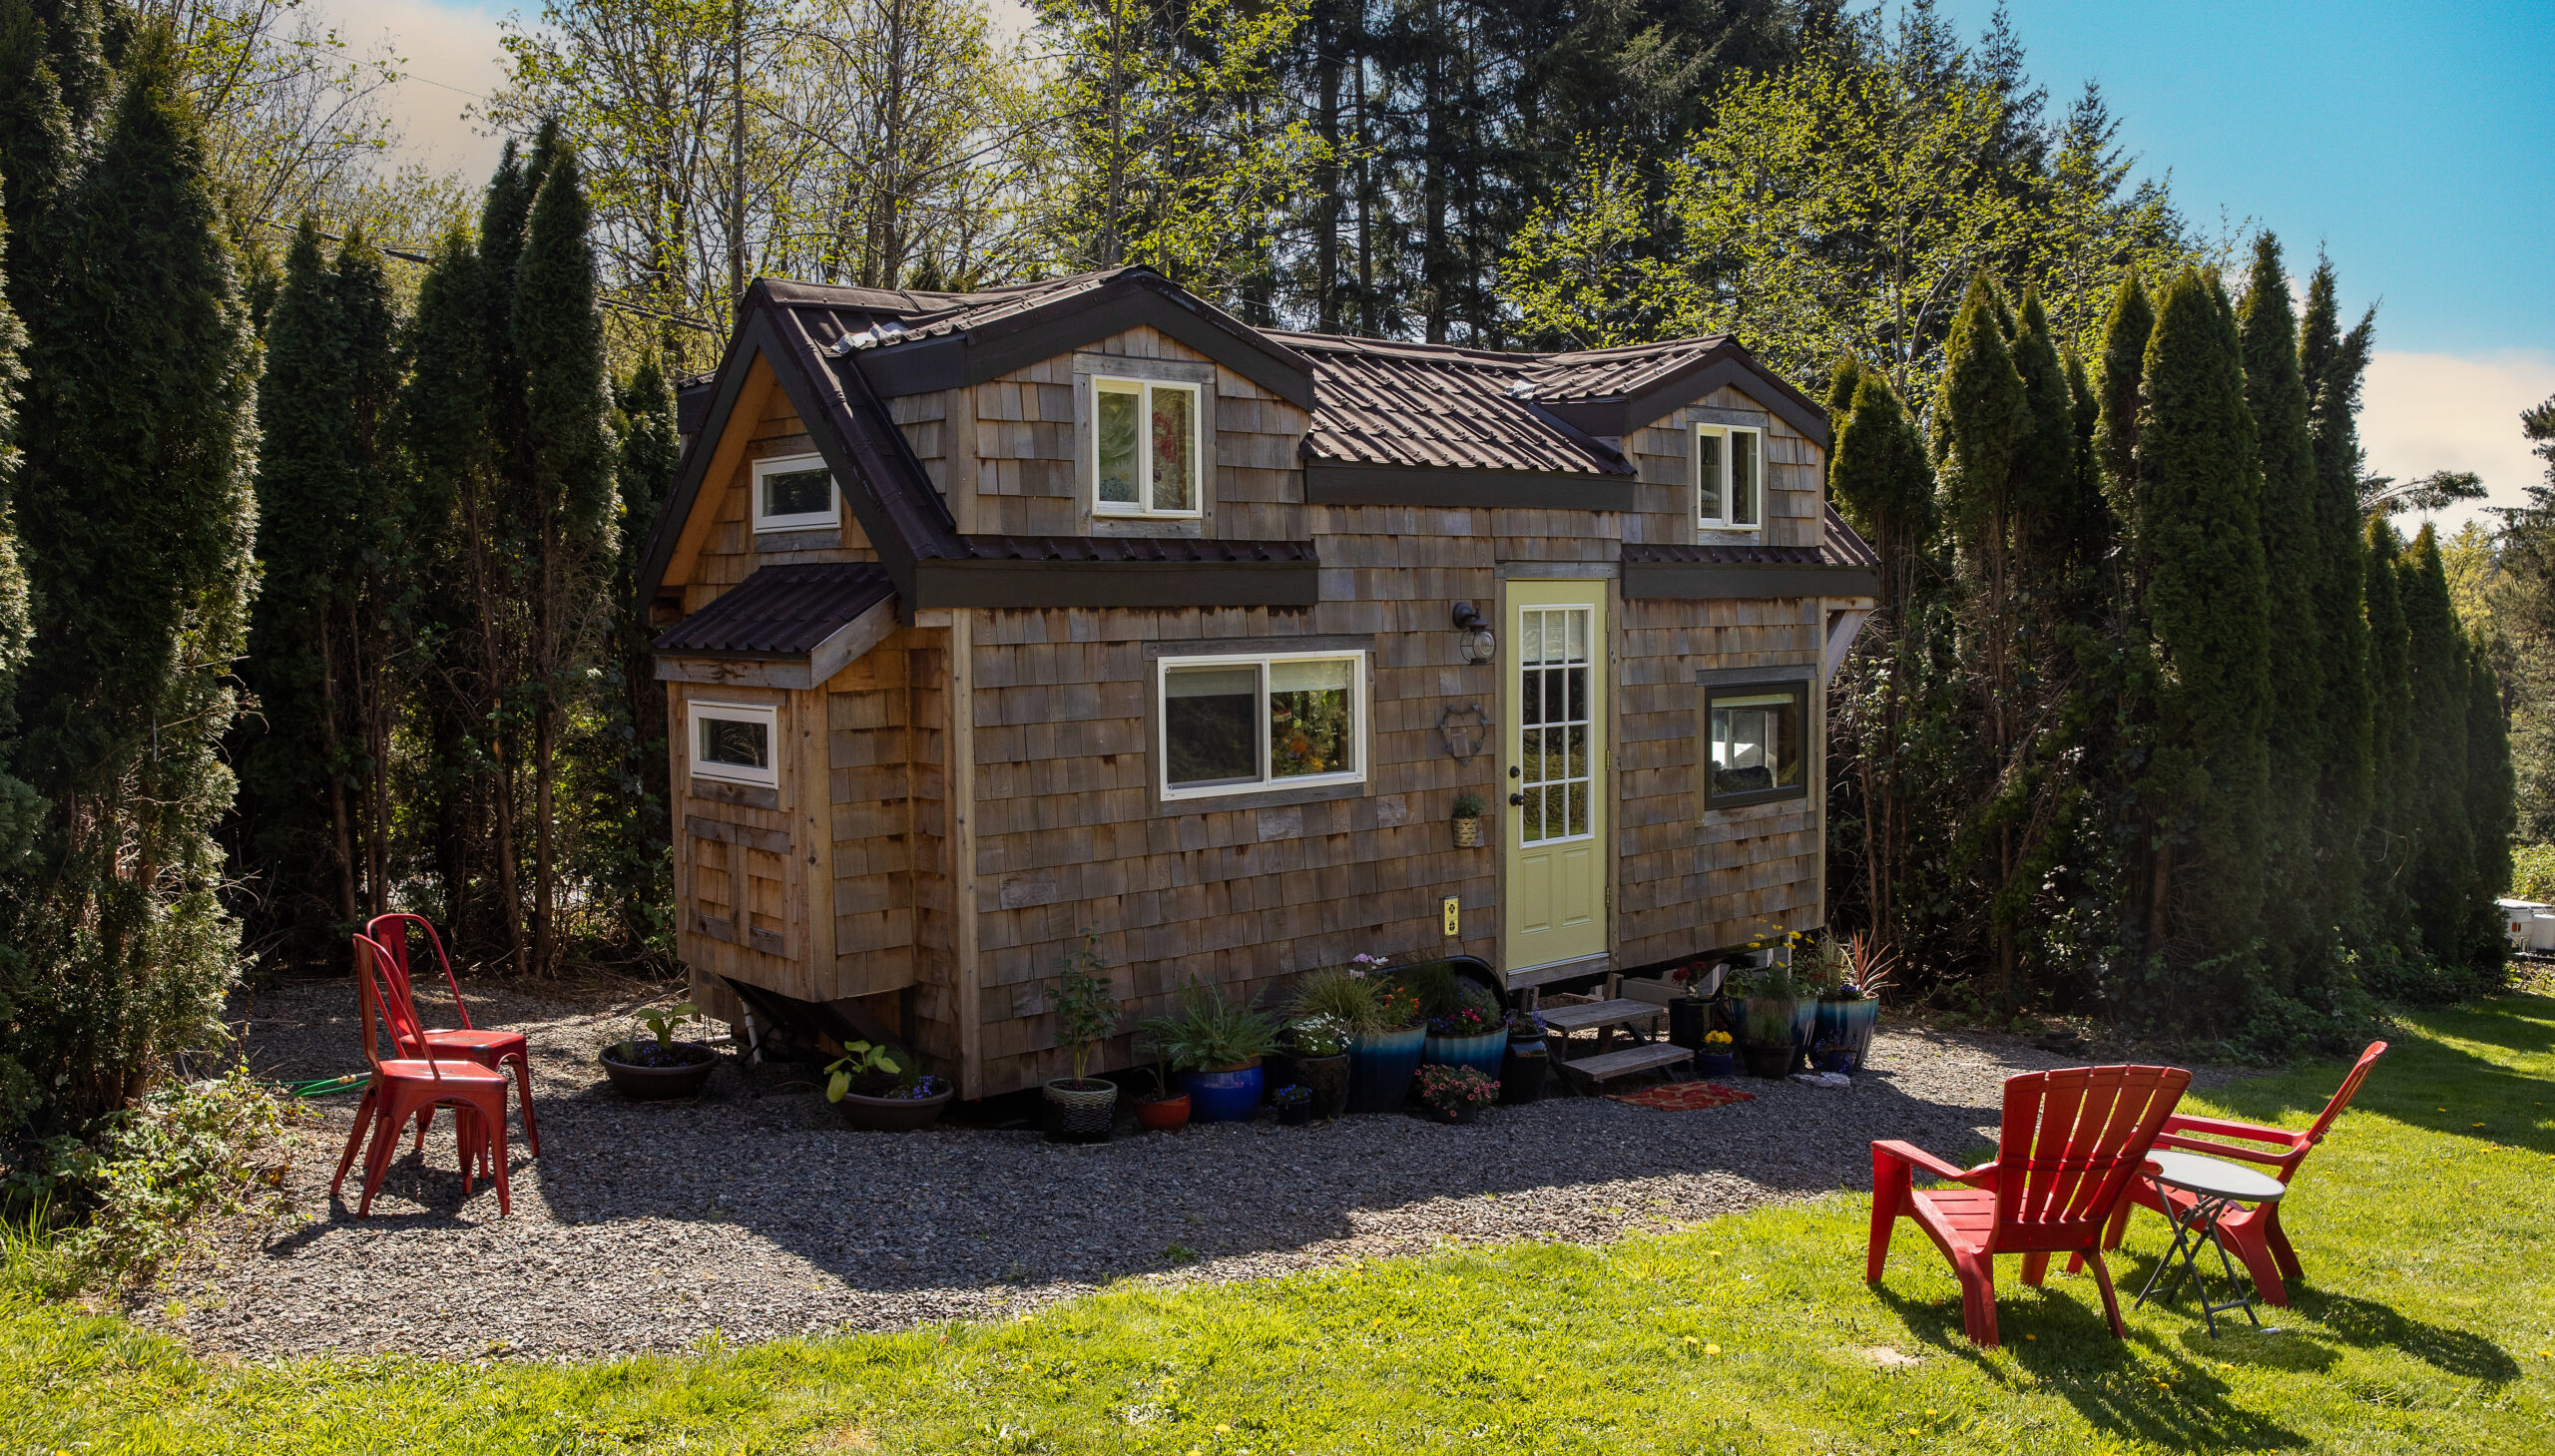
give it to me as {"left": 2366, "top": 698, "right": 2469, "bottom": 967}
{"left": 2513, "top": 842, "right": 2555, "bottom": 901}
{"left": 1413, "top": 1064, "right": 1498, "bottom": 1114}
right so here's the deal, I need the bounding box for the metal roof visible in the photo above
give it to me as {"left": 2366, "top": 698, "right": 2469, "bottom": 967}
{"left": 1268, "top": 332, "right": 1632, "bottom": 476}
{"left": 1620, "top": 506, "right": 1879, "bottom": 568}
{"left": 652, "top": 562, "right": 894, "bottom": 658}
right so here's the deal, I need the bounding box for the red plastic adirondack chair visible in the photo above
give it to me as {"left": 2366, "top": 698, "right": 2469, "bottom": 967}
{"left": 364, "top": 911, "right": 539, "bottom": 1156}
{"left": 2069, "top": 1040, "right": 2386, "bottom": 1306}
{"left": 331, "top": 933, "right": 513, "bottom": 1217}
{"left": 1869, "top": 1064, "right": 2191, "bottom": 1347}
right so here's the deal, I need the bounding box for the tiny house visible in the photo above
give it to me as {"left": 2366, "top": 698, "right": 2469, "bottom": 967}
{"left": 640, "top": 267, "right": 1876, "bottom": 1097}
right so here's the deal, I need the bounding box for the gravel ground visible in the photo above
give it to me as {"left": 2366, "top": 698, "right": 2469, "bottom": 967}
{"left": 147, "top": 976, "right": 2231, "bottom": 1362}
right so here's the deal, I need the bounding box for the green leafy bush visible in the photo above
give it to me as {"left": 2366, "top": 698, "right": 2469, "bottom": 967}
{"left": 2512, "top": 842, "right": 2555, "bottom": 901}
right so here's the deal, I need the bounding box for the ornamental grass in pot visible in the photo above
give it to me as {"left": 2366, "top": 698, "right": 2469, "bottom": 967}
{"left": 600, "top": 1002, "right": 719, "bottom": 1100}
{"left": 823, "top": 1041, "right": 952, "bottom": 1131}
{"left": 1043, "top": 931, "right": 1123, "bottom": 1144}
{"left": 1138, "top": 979, "right": 1278, "bottom": 1123}
{"left": 1732, "top": 963, "right": 1804, "bottom": 1078}
{"left": 1807, "top": 932, "right": 1894, "bottom": 1075}
{"left": 1298, "top": 956, "right": 1426, "bottom": 1114}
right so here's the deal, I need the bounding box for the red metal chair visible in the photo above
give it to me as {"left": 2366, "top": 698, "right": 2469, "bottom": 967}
{"left": 1868, "top": 1064, "right": 2192, "bottom": 1347}
{"left": 2071, "top": 1040, "right": 2387, "bottom": 1306}
{"left": 365, "top": 911, "right": 539, "bottom": 1156}
{"left": 331, "top": 933, "right": 513, "bottom": 1217}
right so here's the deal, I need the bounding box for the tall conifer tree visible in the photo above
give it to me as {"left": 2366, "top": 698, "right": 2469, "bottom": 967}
{"left": 2301, "top": 261, "right": 2375, "bottom": 902}
{"left": 2361, "top": 520, "right": 2414, "bottom": 942}
{"left": 2126, "top": 269, "right": 2272, "bottom": 1003}
{"left": 2236, "top": 235, "right": 2328, "bottom": 978}
{"left": 2466, "top": 642, "right": 2515, "bottom": 961}
{"left": 2399, "top": 526, "right": 2473, "bottom": 962}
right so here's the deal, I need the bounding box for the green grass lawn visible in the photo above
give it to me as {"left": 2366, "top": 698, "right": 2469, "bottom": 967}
{"left": 9, "top": 996, "right": 2554, "bottom": 1455}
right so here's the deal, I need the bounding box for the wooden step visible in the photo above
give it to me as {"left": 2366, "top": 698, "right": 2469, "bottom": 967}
{"left": 1560, "top": 1042, "right": 1694, "bottom": 1084}
{"left": 1537, "top": 997, "right": 1668, "bottom": 1034}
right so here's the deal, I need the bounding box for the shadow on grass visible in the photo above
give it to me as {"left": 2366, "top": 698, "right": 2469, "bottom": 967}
{"left": 1868, "top": 1283, "right": 2314, "bottom": 1452}
{"left": 2291, "top": 1288, "right": 2521, "bottom": 1383}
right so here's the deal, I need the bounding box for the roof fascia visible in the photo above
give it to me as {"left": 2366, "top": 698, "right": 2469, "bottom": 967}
{"left": 1542, "top": 347, "right": 1830, "bottom": 449}
{"left": 912, "top": 557, "right": 1320, "bottom": 611}
{"left": 1621, "top": 560, "right": 1877, "bottom": 600}
{"left": 1303, "top": 463, "right": 1638, "bottom": 512}
{"left": 850, "top": 276, "right": 1317, "bottom": 411}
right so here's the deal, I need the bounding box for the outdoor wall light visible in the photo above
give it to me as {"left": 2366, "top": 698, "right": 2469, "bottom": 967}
{"left": 1451, "top": 601, "right": 1496, "bottom": 665}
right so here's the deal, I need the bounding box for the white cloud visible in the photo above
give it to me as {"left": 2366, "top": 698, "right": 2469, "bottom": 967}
{"left": 2360, "top": 349, "right": 2555, "bottom": 537}
{"left": 305, "top": 0, "right": 512, "bottom": 179}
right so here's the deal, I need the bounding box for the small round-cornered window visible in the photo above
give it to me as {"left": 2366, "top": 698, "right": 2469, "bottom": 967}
{"left": 692, "top": 702, "right": 778, "bottom": 787}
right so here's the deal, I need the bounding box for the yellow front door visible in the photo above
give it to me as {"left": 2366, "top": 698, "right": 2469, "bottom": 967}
{"left": 1502, "top": 580, "right": 1608, "bottom": 972}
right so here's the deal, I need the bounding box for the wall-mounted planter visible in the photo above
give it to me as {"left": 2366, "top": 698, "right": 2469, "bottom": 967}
{"left": 1452, "top": 816, "right": 1484, "bottom": 848}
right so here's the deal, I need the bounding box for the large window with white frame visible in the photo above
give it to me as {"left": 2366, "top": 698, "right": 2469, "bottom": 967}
{"left": 753, "top": 453, "right": 838, "bottom": 533}
{"left": 1094, "top": 377, "right": 1203, "bottom": 517}
{"left": 1159, "top": 652, "right": 1364, "bottom": 799}
{"left": 1695, "top": 423, "right": 1763, "bottom": 531}
{"left": 1703, "top": 679, "right": 1806, "bottom": 807}
{"left": 690, "top": 701, "right": 778, "bottom": 787}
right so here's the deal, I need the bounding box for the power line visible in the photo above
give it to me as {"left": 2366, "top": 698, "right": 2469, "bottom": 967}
{"left": 254, "top": 219, "right": 722, "bottom": 333}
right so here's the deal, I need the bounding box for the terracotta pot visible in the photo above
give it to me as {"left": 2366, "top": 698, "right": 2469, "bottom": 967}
{"left": 599, "top": 1041, "right": 718, "bottom": 1101}
{"left": 1043, "top": 1078, "right": 1118, "bottom": 1144}
{"left": 830, "top": 1084, "right": 954, "bottom": 1132}
{"left": 1136, "top": 1093, "right": 1192, "bottom": 1132}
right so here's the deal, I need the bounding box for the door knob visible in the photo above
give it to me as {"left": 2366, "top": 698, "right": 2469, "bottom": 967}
{"left": 1508, "top": 791, "right": 1525, "bottom": 807}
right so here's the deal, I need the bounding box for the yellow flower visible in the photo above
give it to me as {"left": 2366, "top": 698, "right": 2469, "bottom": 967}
{"left": 1217, "top": 1425, "right": 1232, "bottom": 1433}
{"left": 1683, "top": 1335, "right": 1698, "bottom": 1344}
{"left": 1704, "top": 1342, "right": 1722, "bottom": 1354}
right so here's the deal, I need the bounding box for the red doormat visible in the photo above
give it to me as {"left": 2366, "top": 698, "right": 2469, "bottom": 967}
{"left": 1608, "top": 1081, "right": 1756, "bottom": 1111}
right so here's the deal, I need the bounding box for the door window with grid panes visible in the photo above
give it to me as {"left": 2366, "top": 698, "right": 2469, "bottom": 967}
{"left": 1517, "top": 606, "right": 1596, "bottom": 844}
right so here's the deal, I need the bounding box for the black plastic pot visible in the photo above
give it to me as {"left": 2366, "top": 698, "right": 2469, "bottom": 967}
{"left": 832, "top": 1084, "right": 954, "bottom": 1132}
{"left": 600, "top": 1041, "right": 718, "bottom": 1100}
{"left": 1499, "top": 1041, "right": 1550, "bottom": 1105}
{"left": 1668, "top": 998, "right": 1710, "bottom": 1050}
{"left": 1043, "top": 1078, "right": 1118, "bottom": 1144}
{"left": 1742, "top": 1043, "right": 1793, "bottom": 1079}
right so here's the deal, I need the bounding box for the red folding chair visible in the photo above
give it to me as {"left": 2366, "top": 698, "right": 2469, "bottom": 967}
{"left": 1868, "top": 1064, "right": 2191, "bottom": 1347}
{"left": 365, "top": 911, "right": 539, "bottom": 1156}
{"left": 2071, "top": 1040, "right": 2386, "bottom": 1306}
{"left": 331, "top": 933, "right": 513, "bottom": 1217}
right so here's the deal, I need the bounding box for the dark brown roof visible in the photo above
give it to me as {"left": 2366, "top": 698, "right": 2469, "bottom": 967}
{"left": 1620, "top": 506, "right": 1879, "bottom": 569}
{"left": 1268, "top": 332, "right": 1630, "bottom": 476}
{"left": 652, "top": 562, "right": 893, "bottom": 658}
{"left": 1517, "top": 337, "right": 1739, "bottom": 402}
{"left": 951, "top": 535, "right": 1319, "bottom": 564}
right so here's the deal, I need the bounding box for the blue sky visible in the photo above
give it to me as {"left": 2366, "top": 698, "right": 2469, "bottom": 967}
{"left": 330, "top": 0, "right": 2555, "bottom": 522}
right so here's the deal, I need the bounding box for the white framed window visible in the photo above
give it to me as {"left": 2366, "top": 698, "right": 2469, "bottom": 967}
{"left": 690, "top": 701, "right": 778, "bottom": 787}
{"left": 752, "top": 453, "right": 837, "bottom": 533}
{"left": 1094, "top": 377, "right": 1203, "bottom": 517}
{"left": 1704, "top": 680, "right": 1806, "bottom": 807}
{"left": 1159, "top": 652, "right": 1364, "bottom": 800}
{"left": 1695, "top": 424, "right": 1763, "bottom": 531}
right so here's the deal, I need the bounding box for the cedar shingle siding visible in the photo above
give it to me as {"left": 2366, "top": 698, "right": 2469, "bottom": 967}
{"left": 650, "top": 267, "right": 1876, "bottom": 1096}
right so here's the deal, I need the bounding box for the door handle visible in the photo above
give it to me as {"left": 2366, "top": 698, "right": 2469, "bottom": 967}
{"left": 1508, "top": 791, "right": 1525, "bottom": 807}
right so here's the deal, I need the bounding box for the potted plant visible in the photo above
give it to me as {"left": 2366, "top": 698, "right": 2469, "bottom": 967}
{"left": 1810, "top": 932, "right": 1894, "bottom": 1075}
{"left": 1733, "top": 964, "right": 1802, "bottom": 1078}
{"left": 1134, "top": 1046, "right": 1191, "bottom": 1133}
{"left": 1452, "top": 792, "right": 1487, "bottom": 847}
{"left": 1044, "top": 930, "right": 1123, "bottom": 1144}
{"left": 1324, "top": 956, "right": 1429, "bottom": 1114}
{"left": 1270, "top": 1014, "right": 1352, "bottom": 1119}
{"left": 1414, "top": 1064, "right": 1498, "bottom": 1124}
{"left": 823, "top": 1041, "right": 953, "bottom": 1131}
{"left": 1137, "top": 979, "right": 1279, "bottom": 1123}
{"left": 1273, "top": 1083, "right": 1314, "bottom": 1126}
{"left": 1666, "top": 960, "right": 1723, "bottom": 1050}
{"left": 1422, "top": 1003, "right": 1507, "bottom": 1078}
{"left": 600, "top": 1001, "right": 720, "bottom": 1100}
{"left": 1499, "top": 1008, "right": 1550, "bottom": 1105}
{"left": 1697, "top": 1029, "right": 1737, "bottom": 1079}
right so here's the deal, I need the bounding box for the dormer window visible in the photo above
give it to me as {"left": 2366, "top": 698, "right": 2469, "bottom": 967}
{"left": 1696, "top": 424, "right": 1762, "bottom": 532}
{"left": 1094, "top": 378, "right": 1201, "bottom": 517}
{"left": 754, "top": 453, "right": 837, "bottom": 533}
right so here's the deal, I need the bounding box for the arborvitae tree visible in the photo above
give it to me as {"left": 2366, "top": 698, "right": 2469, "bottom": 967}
{"left": 2466, "top": 639, "right": 2516, "bottom": 960}
{"left": 238, "top": 222, "right": 360, "bottom": 947}
{"left": 601, "top": 355, "right": 677, "bottom": 953}
{"left": 335, "top": 230, "right": 402, "bottom": 916}
{"left": 2125, "top": 268, "right": 2272, "bottom": 1008}
{"left": 3, "top": 33, "right": 257, "bottom": 1138}
{"left": 0, "top": 228, "right": 44, "bottom": 1131}
{"left": 2301, "top": 261, "right": 2376, "bottom": 903}
{"left": 2399, "top": 525, "right": 2474, "bottom": 962}
{"left": 512, "top": 142, "right": 616, "bottom": 975}
{"left": 2361, "top": 520, "right": 2415, "bottom": 942}
{"left": 2091, "top": 270, "right": 2153, "bottom": 535}
{"left": 0, "top": 0, "right": 75, "bottom": 267}
{"left": 2235, "top": 234, "right": 2329, "bottom": 980}
{"left": 2010, "top": 291, "right": 2085, "bottom": 574}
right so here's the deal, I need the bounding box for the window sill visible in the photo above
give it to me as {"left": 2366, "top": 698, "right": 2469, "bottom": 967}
{"left": 691, "top": 775, "right": 780, "bottom": 810}
{"left": 1158, "top": 778, "right": 1366, "bottom": 815}
{"left": 754, "top": 525, "right": 840, "bottom": 551}
{"left": 1703, "top": 785, "right": 1806, "bottom": 813}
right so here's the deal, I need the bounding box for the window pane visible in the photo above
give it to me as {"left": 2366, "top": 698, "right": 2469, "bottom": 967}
{"left": 700, "top": 716, "right": 769, "bottom": 770}
{"left": 1150, "top": 385, "right": 1197, "bottom": 512}
{"left": 1566, "top": 779, "right": 1588, "bottom": 836}
{"left": 1708, "top": 686, "right": 1802, "bottom": 798}
{"left": 763, "top": 467, "right": 831, "bottom": 521}
{"left": 1097, "top": 385, "right": 1140, "bottom": 505}
{"left": 1565, "top": 609, "right": 1587, "bottom": 664}
{"left": 1697, "top": 429, "right": 1724, "bottom": 522}
{"left": 1519, "top": 610, "right": 1543, "bottom": 666}
{"left": 1732, "top": 431, "right": 1760, "bottom": 527}
{"left": 1271, "top": 659, "right": 1352, "bottom": 778}
{"left": 1165, "top": 666, "right": 1259, "bottom": 788}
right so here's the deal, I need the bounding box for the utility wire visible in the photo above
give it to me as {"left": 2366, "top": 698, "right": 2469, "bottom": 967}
{"left": 255, "top": 218, "right": 723, "bottom": 333}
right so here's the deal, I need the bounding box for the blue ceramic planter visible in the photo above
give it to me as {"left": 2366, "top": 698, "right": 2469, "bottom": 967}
{"left": 1697, "top": 1051, "right": 1737, "bottom": 1079}
{"left": 1182, "top": 1062, "right": 1265, "bottom": 1123}
{"left": 1813, "top": 997, "right": 1879, "bottom": 1072}
{"left": 1422, "top": 1028, "right": 1507, "bottom": 1079}
{"left": 1347, "top": 1027, "right": 1425, "bottom": 1114}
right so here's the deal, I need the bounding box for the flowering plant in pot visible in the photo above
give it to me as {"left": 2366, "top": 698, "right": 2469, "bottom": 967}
{"left": 601, "top": 1001, "right": 719, "bottom": 1099}
{"left": 1043, "top": 930, "right": 1123, "bottom": 1144}
{"left": 1408, "top": 961, "right": 1507, "bottom": 1078}
{"left": 1272, "top": 1083, "right": 1314, "bottom": 1126}
{"left": 1270, "top": 1013, "right": 1352, "bottom": 1119}
{"left": 1297, "top": 958, "right": 1426, "bottom": 1115}
{"left": 1697, "top": 1029, "right": 1737, "bottom": 1078}
{"left": 1137, "top": 979, "right": 1278, "bottom": 1123}
{"left": 824, "top": 1041, "right": 953, "bottom": 1131}
{"left": 1414, "top": 1064, "right": 1498, "bottom": 1123}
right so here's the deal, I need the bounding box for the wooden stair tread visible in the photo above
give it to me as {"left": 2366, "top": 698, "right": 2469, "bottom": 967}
{"left": 1537, "top": 997, "right": 1667, "bottom": 1033}
{"left": 1561, "top": 1043, "right": 1694, "bottom": 1082}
